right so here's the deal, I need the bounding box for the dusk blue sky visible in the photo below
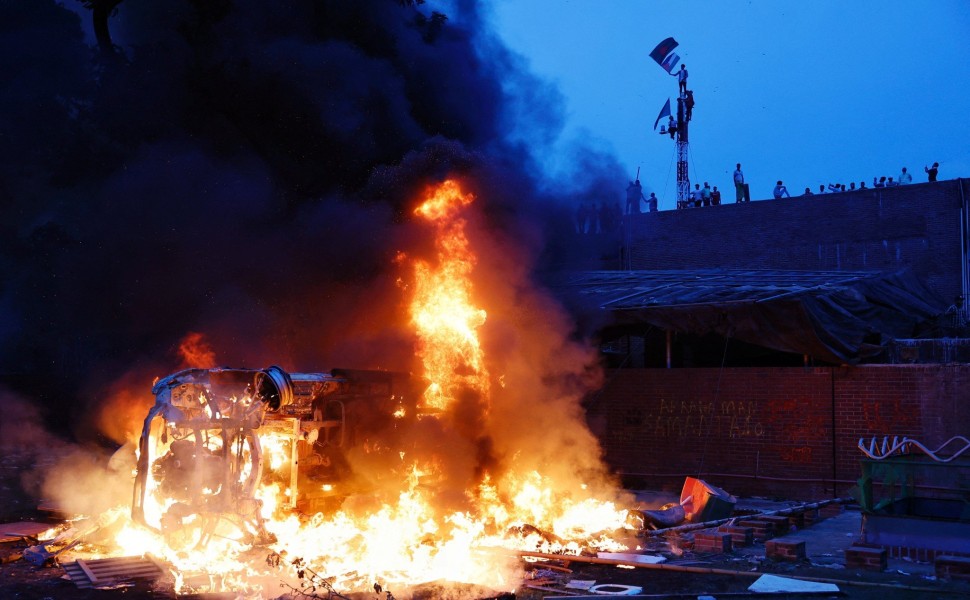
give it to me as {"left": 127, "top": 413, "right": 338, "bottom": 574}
{"left": 486, "top": 1, "right": 970, "bottom": 210}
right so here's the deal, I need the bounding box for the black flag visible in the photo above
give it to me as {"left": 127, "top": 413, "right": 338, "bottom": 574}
{"left": 649, "top": 37, "right": 679, "bottom": 66}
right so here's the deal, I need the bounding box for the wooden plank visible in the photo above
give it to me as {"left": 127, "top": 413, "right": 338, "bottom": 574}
{"left": 63, "top": 564, "right": 93, "bottom": 588}
{"left": 75, "top": 558, "right": 100, "bottom": 584}
{"left": 85, "top": 557, "right": 145, "bottom": 567}
{"left": 145, "top": 554, "right": 171, "bottom": 574}
{"left": 91, "top": 567, "right": 162, "bottom": 577}
{"left": 90, "top": 565, "right": 160, "bottom": 575}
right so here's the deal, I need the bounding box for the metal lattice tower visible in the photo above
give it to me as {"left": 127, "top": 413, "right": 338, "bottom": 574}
{"left": 675, "top": 95, "right": 690, "bottom": 205}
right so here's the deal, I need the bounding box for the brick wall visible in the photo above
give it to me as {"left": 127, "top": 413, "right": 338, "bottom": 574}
{"left": 588, "top": 364, "right": 970, "bottom": 499}
{"left": 626, "top": 179, "right": 969, "bottom": 305}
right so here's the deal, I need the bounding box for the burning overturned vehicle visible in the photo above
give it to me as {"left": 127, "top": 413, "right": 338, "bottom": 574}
{"left": 115, "top": 361, "right": 641, "bottom": 595}
{"left": 132, "top": 365, "right": 414, "bottom": 551}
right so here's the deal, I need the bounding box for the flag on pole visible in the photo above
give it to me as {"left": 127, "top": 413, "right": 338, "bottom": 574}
{"left": 649, "top": 37, "right": 679, "bottom": 66}
{"left": 660, "top": 52, "right": 681, "bottom": 74}
{"left": 653, "top": 98, "right": 671, "bottom": 130}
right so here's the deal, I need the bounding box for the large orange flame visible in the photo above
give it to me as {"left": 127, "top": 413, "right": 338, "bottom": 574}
{"left": 410, "top": 179, "right": 490, "bottom": 413}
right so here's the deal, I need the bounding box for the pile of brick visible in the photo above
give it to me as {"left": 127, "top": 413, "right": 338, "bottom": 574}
{"left": 936, "top": 556, "right": 970, "bottom": 581}
{"left": 687, "top": 503, "right": 838, "bottom": 563}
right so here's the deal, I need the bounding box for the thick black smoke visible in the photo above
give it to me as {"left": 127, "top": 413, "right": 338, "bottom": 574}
{"left": 0, "top": 0, "right": 625, "bottom": 440}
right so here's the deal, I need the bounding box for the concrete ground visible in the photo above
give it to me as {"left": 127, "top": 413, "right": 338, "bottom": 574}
{"left": 731, "top": 496, "right": 937, "bottom": 577}
{"left": 614, "top": 490, "right": 967, "bottom": 598}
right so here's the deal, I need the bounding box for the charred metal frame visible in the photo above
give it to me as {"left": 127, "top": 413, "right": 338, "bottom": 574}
{"left": 132, "top": 366, "right": 346, "bottom": 547}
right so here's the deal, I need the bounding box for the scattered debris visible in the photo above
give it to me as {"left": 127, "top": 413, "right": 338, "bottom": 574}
{"left": 747, "top": 573, "right": 839, "bottom": 594}
{"left": 596, "top": 551, "right": 665, "bottom": 564}
{"left": 629, "top": 478, "right": 737, "bottom": 531}
{"left": 24, "top": 510, "right": 122, "bottom": 566}
{"left": 564, "top": 579, "right": 595, "bottom": 590}
{"left": 681, "top": 477, "right": 736, "bottom": 523}
{"left": 809, "top": 561, "right": 846, "bottom": 570}
{"left": 508, "top": 522, "right": 565, "bottom": 546}
{"left": 587, "top": 583, "right": 642, "bottom": 595}
{"left": 646, "top": 496, "right": 852, "bottom": 537}
{"left": 634, "top": 501, "right": 685, "bottom": 529}
{"left": 525, "top": 583, "right": 583, "bottom": 596}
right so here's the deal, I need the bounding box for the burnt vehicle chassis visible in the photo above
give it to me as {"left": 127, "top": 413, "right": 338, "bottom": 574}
{"left": 132, "top": 366, "right": 414, "bottom": 547}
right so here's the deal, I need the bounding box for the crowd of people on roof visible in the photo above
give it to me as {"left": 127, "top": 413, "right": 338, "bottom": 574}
{"left": 797, "top": 163, "right": 938, "bottom": 197}
{"left": 576, "top": 160, "right": 944, "bottom": 230}
{"left": 677, "top": 182, "right": 721, "bottom": 208}
{"left": 610, "top": 161, "right": 943, "bottom": 219}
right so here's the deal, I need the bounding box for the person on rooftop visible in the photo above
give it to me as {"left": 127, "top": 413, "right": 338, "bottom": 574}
{"left": 733, "top": 163, "right": 745, "bottom": 202}
{"left": 773, "top": 180, "right": 790, "bottom": 199}
{"left": 691, "top": 183, "right": 703, "bottom": 207}
{"left": 626, "top": 179, "right": 646, "bottom": 215}
{"left": 899, "top": 167, "right": 912, "bottom": 184}
{"left": 925, "top": 162, "right": 939, "bottom": 182}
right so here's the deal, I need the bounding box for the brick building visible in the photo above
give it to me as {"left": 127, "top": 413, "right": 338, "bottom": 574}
{"left": 577, "top": 178, "right": 970, "bottom": 499}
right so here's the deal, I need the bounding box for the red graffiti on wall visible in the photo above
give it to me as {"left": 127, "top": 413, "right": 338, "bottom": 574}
{"left": 860, "top": 398, "right": 917, "bottom": 435}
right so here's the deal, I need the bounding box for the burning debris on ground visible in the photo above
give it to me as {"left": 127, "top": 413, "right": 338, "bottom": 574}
{"left": 4, "top": 479, "right": 970, "bottom": 599}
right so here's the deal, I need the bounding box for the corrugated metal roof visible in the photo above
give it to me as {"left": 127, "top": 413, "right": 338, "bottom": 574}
{"left": 563, "top": 269, "right": 881, "bottom": 309}
{"left": 557, "top": 269, "right": 945, "bottom": 364}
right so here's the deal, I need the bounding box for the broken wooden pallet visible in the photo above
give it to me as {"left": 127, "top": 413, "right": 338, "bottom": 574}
{"left": 63, "top": 555, "right": 167, "bottom": 589}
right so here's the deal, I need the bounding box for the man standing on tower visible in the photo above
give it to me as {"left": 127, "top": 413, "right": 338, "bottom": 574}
{"left": 672, "top": 64, "right": 688, "bottom": 95}
{"left": 733, "top": 163, "right": 745, "bottom": 203}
